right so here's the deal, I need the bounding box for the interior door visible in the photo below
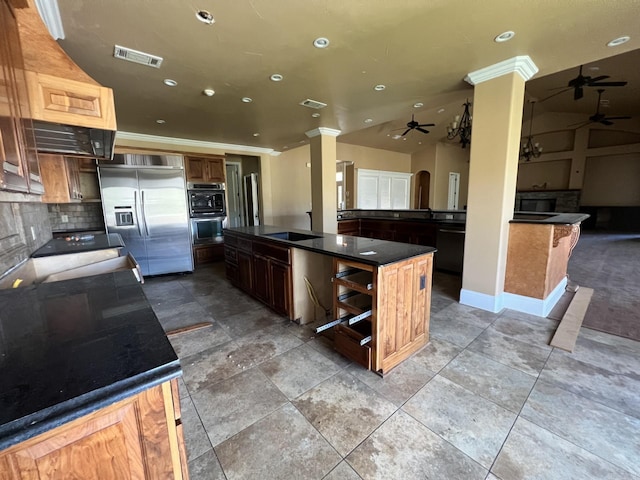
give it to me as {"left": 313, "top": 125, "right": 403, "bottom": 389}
{"left": 98, "top": 167, "right": 148, "bottom": 274}
{"left": 138, "top": 168, "right": 193, "bottom": 275}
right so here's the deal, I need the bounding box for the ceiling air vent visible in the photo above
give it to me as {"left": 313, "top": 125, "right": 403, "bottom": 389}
{"left": 299, "top": 98, "right": 327, "bottom": 109}
{"left": 114, "top": 45, "right": 163, "bottom": 68}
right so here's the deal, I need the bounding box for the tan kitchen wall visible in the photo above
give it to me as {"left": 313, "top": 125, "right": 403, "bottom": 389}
{"left": 267, "top": 146, "right": 312, "bottom": 229}
{"left": 336, "top": 143, "right": 411, "bottom": 172}
{"left": 432, "top": 142, "right": 471, "bottom": 210}
{"left": 582, "top": 153, "right": 640, "bottom": 206}
{"left": 411, "top": 143, "right": 437, "bottom": 208}
{"left": 516, "top": 158, "right": 572, "bottom": 191}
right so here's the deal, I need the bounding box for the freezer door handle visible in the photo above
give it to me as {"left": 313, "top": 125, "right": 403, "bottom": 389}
{"left": 141, "top": 190, "right": 150, "bottom": 236}
{"left": 134, "top": 191, "right": 142, "bottom": 236}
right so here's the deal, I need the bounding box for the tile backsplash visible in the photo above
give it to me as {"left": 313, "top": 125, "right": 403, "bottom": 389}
{"left": 48, "top": 203, "right": 105, "bottom": 232}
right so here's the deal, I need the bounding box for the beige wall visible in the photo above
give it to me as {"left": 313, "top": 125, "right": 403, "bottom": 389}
{"left": 433, "top": 143, "right": 470, "bottom": 210}
{"left": 411, "top": 144, "right": 437, "bottom": 208}
{"left": 582, "top": 153, "right": 640, "bottom": 206}
{"left": 516, "top": 158, "right": 572, "bottom": 191}
{"left": 337, "top": 143, "right": 411, "bottom": 172}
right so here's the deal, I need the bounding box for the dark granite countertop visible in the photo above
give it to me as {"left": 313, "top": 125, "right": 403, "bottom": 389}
{"left": 31, "top": 233, "right": 125, "bottom": 258}
{"left": 509, "top": 212, "right": 590, "bottom": 225}
{"left": 0, "top": 270, "right": 180, "bottom": 451}
{"left": 225, "top": 225, "right": 436, "bottom": 266}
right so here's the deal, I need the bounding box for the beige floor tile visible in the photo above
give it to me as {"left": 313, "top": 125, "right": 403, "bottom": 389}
{"left": 232, "top": 323, "right": 304, "bottom": 367}
{"left": 169, "top": 321, "right": 232, "bottom": 358}
{"left": 411, "top": 337, "right": 463, "bottom": 372}
{"left": 191, "top": 367, "right": 288, "bottom": 446}
{"left": 403, "top": 376, "right": 516, "bottom": 468}
{"left": 180, "top": 394, "right": 212, "bottom": 461}
{"left": 293, "top": 371, "right": 397, "bottom": 456}
{"left": 347, "top": 410, "right": 487, "bottom": 480}
{"left": 187, "top": 449, "right": 226, "bottom": 480}
{"left": 215, "top": 403, "right": 341, "bottom": 480}
{"left": 324, "top": 461, "right": 363, "bottom": 480}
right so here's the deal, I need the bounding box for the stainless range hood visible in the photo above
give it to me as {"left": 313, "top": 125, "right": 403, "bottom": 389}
{"left": 29, "top": 120, "right": 116, "bottom": 160}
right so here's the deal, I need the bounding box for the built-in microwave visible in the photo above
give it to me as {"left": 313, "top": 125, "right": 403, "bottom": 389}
{"left": 187, "top": 183, "right": 226, "bottom": 217}
{"left": 190, "top": 216, "right": 226, "bottom": 244}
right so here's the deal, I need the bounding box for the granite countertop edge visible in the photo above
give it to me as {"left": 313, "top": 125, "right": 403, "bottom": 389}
{"left": 508, "top": 212, "right": 590, "bottom": 225}
{"left": 0, "top": 362, "right": 181, "bottom": 452}
{"left": 225, "top": 226, "right": 437, "bottom": 266}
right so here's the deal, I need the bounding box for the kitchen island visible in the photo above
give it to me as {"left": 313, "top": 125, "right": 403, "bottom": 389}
{"left": 224, "top": 225, "right": 436, "bottom": 375}
{"left": 0, "top": 270, "right": 188, "bottom": 478}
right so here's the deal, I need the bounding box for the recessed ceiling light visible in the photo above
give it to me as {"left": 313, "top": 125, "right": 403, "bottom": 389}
{"left": 364, "top": 118, "right": 373, "bottom": 124}
{"left": 374, "top": 84, "right": 386, "bottom": 91}
{"left": 588, "top": 66, "right": 600, "bottom": 72}
{"left": 311, "top": 113, "right": 320, "bottom": 118}
{"left": 241, "top": 97, "right": 253, "bottom": 103}
{"left": 253, "top": 133, "right": 260, "bottom": 137}
{"left": 270, "top": 73, "right": 284, "bottom": 82}
{"left": 607, "top": 35, "right": 630, "bottom": 47}
{"left": 494, "top": 31, "right": 515, "bottom": 42}
{"left": 196, "top": 10, "right": 214, "bottom": 25}
{"left": 392, "top": 134, "right": 402, "bottom": 140}
{"left": 437, "top": 108, "right": 445, "bottom": 114}
{"left": 163, "top": 79, "right": 178, "bottom": 87}
{"left": 203, "top": 88, "right": 215, "bottom": 96}
{"left": 413, "top": 102, "right": 424, "bottom": 108}
{"left": 313, "top": 37, "right": 330, "bottom": 48}
{"left": 156, "top": 119, "right": 165, "bottom": 124}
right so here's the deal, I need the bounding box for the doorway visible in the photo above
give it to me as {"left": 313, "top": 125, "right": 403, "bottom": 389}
{"left": 225, "top": 162, "right": 244, "bottom": 227}
{"left": 414, "top": 170, "right": 430, "bottom": 209}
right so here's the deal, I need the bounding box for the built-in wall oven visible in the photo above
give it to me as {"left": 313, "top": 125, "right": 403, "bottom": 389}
{"left": 187, "top": 183, "right": 227, "bottom": 244}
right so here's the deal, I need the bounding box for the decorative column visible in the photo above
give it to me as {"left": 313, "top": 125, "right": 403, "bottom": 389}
{"left": 460, "top": 56, "right": 538, "bottom": 312}
{"left": 305, "top": 127, "right": 341, "bottom": 233}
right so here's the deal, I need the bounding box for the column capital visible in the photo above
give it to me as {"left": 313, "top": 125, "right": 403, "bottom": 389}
{"left": 305, "top": 127, "right": 342, "bottom": 138}
{"left": 465, "top": 55, "right": 538, "bottom": 85}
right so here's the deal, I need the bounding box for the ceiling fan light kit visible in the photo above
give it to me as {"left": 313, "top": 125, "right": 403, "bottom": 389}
{"left": 446, "top": 100, "right": 472, "bottom": 148}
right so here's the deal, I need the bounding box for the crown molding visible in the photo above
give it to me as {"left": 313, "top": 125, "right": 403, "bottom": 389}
{"left": 269, "top": 151, "right": 282, "bottom": 156}
{"left": 34, "top": 0, "right": 65, "bottom": 40}
{"left": 116, "top": 131, "right": 275, "bottom": 155}
{"left": 305, "top": 127, "right": 342, "bottom": 138}
{"left": 464, "top": 55, "right": 539, "bottom": 85}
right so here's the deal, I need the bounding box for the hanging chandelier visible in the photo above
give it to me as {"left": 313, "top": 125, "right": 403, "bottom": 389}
{"left": 446, "top": 100, "right": 472, "bottom": 148}
{"left": 520, "top": 100, "right": 543, "bottom": 161}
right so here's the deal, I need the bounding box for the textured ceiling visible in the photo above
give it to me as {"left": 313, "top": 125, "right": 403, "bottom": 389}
{"left": 53, "top": 0, "right": 640, "bottom": 154}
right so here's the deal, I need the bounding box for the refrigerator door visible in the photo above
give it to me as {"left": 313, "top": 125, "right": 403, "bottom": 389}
{"left": 99, "top": 168, "right": 149, "bottom": 273}
{"left": 138, "top": 168, "right": 193, "bottom": 275}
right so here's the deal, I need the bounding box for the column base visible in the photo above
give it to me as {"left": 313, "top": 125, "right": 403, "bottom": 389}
{"left": 460, "top": 277, "right": 567, "bottom": 317}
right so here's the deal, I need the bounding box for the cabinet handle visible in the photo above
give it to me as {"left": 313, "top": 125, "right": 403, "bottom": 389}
{"left": 439, "top": 229, "right": 465, "bottom": 234}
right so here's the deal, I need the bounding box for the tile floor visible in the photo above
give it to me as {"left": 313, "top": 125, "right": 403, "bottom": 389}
{"left": 142, "top": 262, "right": 640, "bottom": 480}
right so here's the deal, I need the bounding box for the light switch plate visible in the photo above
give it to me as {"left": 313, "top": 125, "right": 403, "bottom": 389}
{"left": 61, "top": 214, "right": 69, "bottom": 223}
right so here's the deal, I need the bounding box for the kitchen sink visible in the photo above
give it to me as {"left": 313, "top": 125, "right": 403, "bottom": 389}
{"left": 263, "top": 231, "right": 323, "bottom": 241}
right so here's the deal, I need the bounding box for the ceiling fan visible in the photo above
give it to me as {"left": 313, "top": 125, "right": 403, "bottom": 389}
{"left": 395, "top": 114, "right": 435, "bottom": 136}
{"left": 569, "top": 89, "right": 632, "bottom": 128}
{"left": 542, "top": 65, "right": 628, "bottom": 102}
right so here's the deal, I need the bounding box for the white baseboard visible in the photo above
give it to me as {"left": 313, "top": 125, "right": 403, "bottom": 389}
{"left": 460, "top": 277, "right": 568, "bottom": 317}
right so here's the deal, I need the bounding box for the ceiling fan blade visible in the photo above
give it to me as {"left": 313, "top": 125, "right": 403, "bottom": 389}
{"left": 589, "top": 81, "right": 628, "bottom": 87}
{"left": 416, "top": 127, "right": 430, "bottom": 134}
{"left": 417, "top": 123, "right": 435, "bottom": 127}
{"left": 402, "top": 128, "right": 411, "bottom": 136}
{"left": 587, "top": 75, "right": 610, "bottom": 83}
{"left": 601, "top": 120, "right": 614, "bottom": 126}
{"left": 604, "top": 116, "right": 632, "bottom": 120}
{"left": 574, "top": 87, "right": 584, "bottom": 100}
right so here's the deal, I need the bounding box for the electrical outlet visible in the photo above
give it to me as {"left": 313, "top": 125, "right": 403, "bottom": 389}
{"left": 61, "top": 214, "right": 69, "bottom": 223}
{"left": 30, "top": 226, "right": 36, "bottom": 240}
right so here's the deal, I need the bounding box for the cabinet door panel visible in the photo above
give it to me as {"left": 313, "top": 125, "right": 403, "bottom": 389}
{"left": 253, "top": 253, "right": 270, "bottom": 304}
{"left": 206, "top": 158, "right": 225, "bottom": 182}
{"left": 237, "top": 250, "right": 253, "bottom": 293}
{"left": 270, "top": 260, "right": 291, "bottom": 315}
{"left": 184, "top": 157, "right": 206, "bottom": 182}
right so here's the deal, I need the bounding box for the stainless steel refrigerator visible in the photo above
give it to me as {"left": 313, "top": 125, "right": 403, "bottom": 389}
{"left": 98, "top": 166, "right": 194, "bottom": 276}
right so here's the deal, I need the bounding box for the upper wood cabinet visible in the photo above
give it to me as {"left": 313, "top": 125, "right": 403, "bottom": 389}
{"left": 0, "top": 0, "right": 42, "bottom": 194}
{"left": 25, "top": 71, "right": 117, "bottom": 131}
{"left": 185, "top": 155, "right": 225, "bottom": 183}
{"left": 39, "top": 154, "right": 82, "bottom": 203}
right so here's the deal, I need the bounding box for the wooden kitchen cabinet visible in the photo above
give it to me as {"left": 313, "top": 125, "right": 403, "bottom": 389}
{"left": 0, "top": 380, "right": 188, "bottom": 480}
{"left": 193, "top": 243, "right": 224, "bottom": 265}
{"left": 224, "top": 231, "right": 293, "bottom": 318}
{"left": 337, "top": 219, "right": 359, "bottom": 236}
{"left": 185, "top": 155, "right": 225, "bottom": 183}
{"left": 39, "top": 153, "right": 83, "bottom": 203}
{"left": 0, "top": 0, "right": 42, "bottom": 194}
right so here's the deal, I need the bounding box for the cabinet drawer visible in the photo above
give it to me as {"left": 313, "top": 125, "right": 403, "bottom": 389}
{"left": 224, "top": 234, "right": 238, "bottom": 247}
{"left": 224, "top": 245, "right": 238, "bottom": 263}
{"left": 334, "top": 323, "right": 372, "bottom": 369}
{"left": 237, "top": 237, "right": 253, "bottom": 253}
{"left": 253, "top": 241, "right": 290, "bottom": 264}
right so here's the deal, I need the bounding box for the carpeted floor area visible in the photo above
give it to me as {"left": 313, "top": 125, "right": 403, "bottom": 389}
{"left": 567, "top": 230, "right": 640, "bottom": 342}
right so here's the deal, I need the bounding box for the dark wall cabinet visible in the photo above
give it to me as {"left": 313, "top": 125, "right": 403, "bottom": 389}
{"left": 339, "top": 218, "right": 437, "bottom": 248}
{"left": 224, "top": 232, "right": 292, "bottom": 318}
